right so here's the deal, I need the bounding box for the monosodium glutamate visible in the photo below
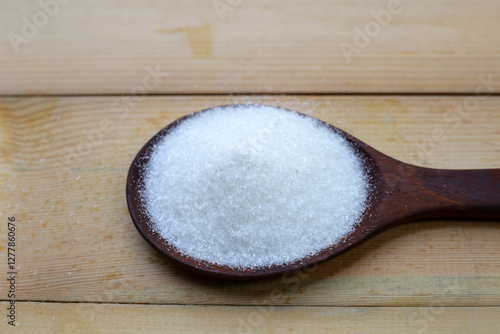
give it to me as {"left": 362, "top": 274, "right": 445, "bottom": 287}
{"left": 141, "top": 105, "right": 370, "bottom": 269}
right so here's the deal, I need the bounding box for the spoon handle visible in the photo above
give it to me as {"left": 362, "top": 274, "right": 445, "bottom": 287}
{"left": 391, "top": 165, "right": 500, "bottom": 220}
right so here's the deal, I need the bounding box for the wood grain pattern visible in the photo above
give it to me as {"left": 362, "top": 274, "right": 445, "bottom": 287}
{"left": 0, "top": 96, "right": 498, "bottom": 306}
{"left": 1, "top": 302, "right": 499, "bottom": 334}
{"left": 1, "top": 0, "right": 500, "bottom": 95}
{"left": 2, "top": 1, "right": 499, "bottom": 330}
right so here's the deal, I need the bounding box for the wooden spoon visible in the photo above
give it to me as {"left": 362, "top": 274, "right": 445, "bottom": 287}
{"left": 126, "top": 105, "right": 500, "bottom": 279}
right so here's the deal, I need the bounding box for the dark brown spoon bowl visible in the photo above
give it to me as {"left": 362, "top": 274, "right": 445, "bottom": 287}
{"left": 126, "top": 105, "right": 500, "bottom": 280}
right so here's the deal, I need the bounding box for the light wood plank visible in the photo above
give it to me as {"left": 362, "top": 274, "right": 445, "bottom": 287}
{"left": 1, "top": 1, "right": 500, "bottom": 94}
{"left": 0, "top": 96, "right": 498, "bottom": 306}
{"left": 1, "top": 302, "right": 499, "bottom": 334}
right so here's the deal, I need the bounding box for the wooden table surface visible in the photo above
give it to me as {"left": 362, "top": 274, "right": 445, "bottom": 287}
{"left": 1, "top": 1, "right": 499, "bottom": 333}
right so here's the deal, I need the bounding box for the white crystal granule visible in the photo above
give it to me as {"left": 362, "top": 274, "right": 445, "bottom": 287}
{"left": 142, "top": 105, "right": 369, "bottom": 269}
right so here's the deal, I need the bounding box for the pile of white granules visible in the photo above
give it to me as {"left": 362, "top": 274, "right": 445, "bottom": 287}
{"left": 142, "top": 105, "right": 370, "bottom": 269}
